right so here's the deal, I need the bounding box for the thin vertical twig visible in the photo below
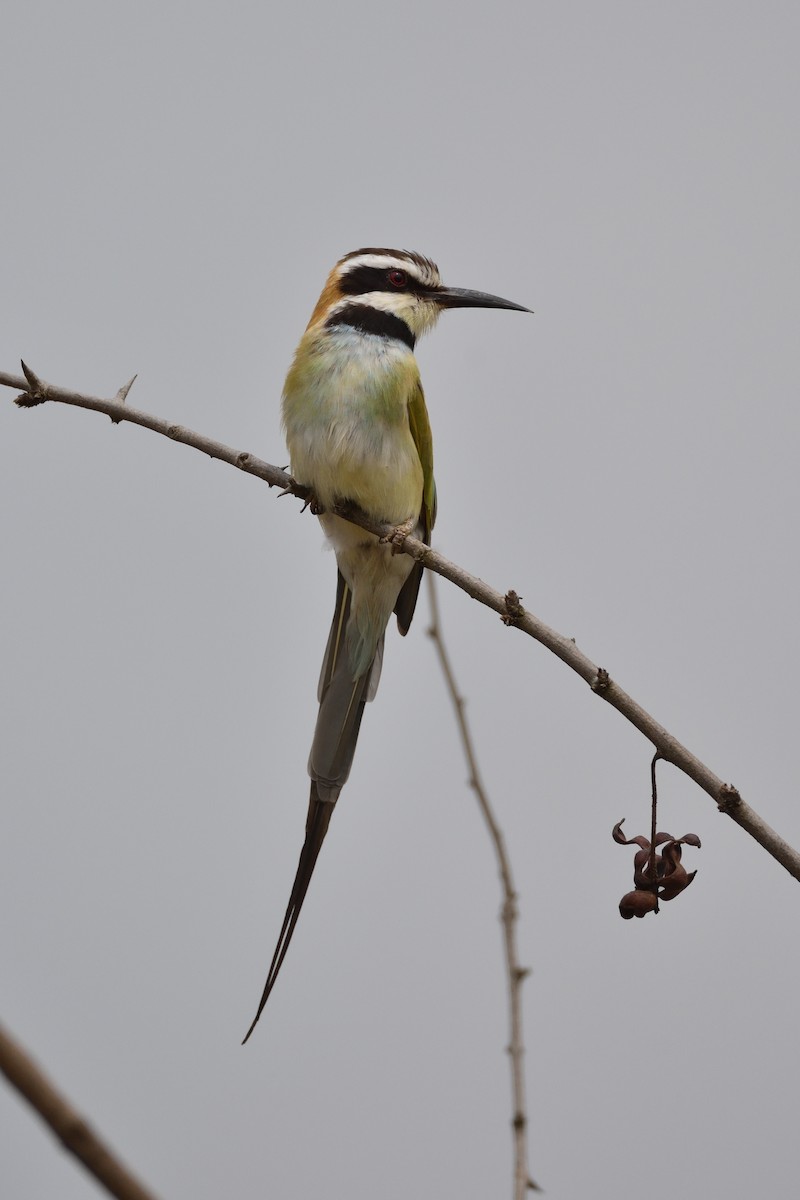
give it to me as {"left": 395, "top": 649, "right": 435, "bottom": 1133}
{"left": 426, "top": 575, "right": 538, "bottom": 1197}
{"left": 0, "top": 1021, "right": 161, "bottom": 1200}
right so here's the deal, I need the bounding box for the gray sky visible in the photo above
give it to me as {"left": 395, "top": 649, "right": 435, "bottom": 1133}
{"left": 2, "top": 2, "right": 799, "bottom": 1197}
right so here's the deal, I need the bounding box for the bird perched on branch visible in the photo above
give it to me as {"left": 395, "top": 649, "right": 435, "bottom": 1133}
{"left": 243, "top": 248, "right": 529, "bottom": 1041}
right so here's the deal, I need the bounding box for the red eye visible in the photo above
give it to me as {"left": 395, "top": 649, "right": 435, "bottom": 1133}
{"left": 388, "top": 269, "right": 407, "bottom": 288}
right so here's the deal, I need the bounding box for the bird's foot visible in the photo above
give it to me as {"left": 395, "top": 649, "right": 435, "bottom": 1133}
{"left": 380, "top": 516, "right": 416, "bottom": 553}
{"left": 279, "top": 477, "right": 323, "bottom": 514}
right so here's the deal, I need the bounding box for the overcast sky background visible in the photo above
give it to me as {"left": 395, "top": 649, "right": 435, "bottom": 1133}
{"left": 2, "top": 3, "right": 799, "bottom": 1198}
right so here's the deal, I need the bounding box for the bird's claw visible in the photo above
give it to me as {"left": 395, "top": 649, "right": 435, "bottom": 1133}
{"left": 381, "top": 516, "right": 416, "bottom": 553}
{"left": 278, "top": 478, "right": 323, "bottom": 514}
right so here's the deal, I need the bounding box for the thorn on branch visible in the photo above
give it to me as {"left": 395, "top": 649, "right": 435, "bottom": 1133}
{"left": 14, "top": 360, "right": 49, "bottom": 407}
{"left": 717, "top": 783, "right": 742, "bottom": 813}
{"left": 115, "top": 375, "right": 137, "bottom": 404}
{"left": 502, "top": 589, "right": 525, "bottom": 626}
{"left": 110, "top": 375, "right": 137, "bottom": 423}
{"left": 20, "top": 360, "right": 43, "bottom": 390}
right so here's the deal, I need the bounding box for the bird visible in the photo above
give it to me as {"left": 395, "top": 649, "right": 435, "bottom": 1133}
{"left": 242, "top": 248, "right": 529, "bottom": 1042}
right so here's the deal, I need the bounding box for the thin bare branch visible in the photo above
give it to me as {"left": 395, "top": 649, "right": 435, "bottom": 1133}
{"left": 427, "top": 575, "right": 539, "bottom": 1197}
{"left": 3, "top": 366, "right": 799, "bottom": 880}
{"left": 1, "top": 366, "right": 292, "bottom": 489}
{"left": 0, "top": 1021, "right": 161, "bottom": 1200}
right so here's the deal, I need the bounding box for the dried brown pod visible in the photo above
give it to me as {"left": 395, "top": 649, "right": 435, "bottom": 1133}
{"left": 614, "top": 820, "right": 701, "bottom": 918}
{"left": 619, "top": 890, "right": 659, "bottom": 919}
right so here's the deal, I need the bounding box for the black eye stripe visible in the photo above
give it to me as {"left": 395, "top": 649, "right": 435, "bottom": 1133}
{"left": 339, "top": 265, "right": 428, "bottom": 298}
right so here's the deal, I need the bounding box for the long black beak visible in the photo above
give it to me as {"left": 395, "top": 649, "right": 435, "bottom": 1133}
{"left": 434, "top": 286, "right": 531, "bottom": 313}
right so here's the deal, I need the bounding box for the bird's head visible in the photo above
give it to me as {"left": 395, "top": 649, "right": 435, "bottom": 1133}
{"left": 307, "top": 248, "right": 530, "bottom": 348}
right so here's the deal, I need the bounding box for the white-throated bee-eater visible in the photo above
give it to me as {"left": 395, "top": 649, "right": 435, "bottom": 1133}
{"left": 243, "top": 248, "right": 529, "bottom": 1041}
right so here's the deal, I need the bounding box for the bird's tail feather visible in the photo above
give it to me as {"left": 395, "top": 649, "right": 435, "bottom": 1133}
{"left": 393, "top": 560, "right": 424, "bottom": 636}
{"left": 317, "top": 570, "right": 350, "bottom": 701}
{"left": 318, "top": 570, "right": 384, "bottom": 702}
{"left": 242, "top": 785, "right": 333, "bottom": 1043}
{"left": 311, "top": 571, "right": 382, "bottom": 796}
{"left": 242, "top": 572, "right": 380, "bottom": 1041}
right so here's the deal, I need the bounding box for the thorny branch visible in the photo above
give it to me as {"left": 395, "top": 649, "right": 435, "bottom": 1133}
{"left": 0, "top": 1022, "right": 161, "bottom": 1200}
{"left": 427, "top": 575, "right": 539, "bottom": 1198}
{"left": 3, "top": 364, "right": 800, "bottom": 881}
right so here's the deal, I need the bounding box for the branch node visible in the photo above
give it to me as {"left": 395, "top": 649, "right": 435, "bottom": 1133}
{"left": 502, "top": 589, "right": 525, "bottom": 626}
{"left": 166, "top": 424, "right": 182, "bottom": 439}
{"left": 718, "top": 783, "right": 742, "bottom": 813}
{"left": 591, "top": 667, "right": 610, "bottom": 693}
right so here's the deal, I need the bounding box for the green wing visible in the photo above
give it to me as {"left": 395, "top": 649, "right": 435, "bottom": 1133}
{"left": 394, "top": 378, "right": 436, "bottom": 635}
{"left": 407, "top": 377, "right": 437, "bottom": 540}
